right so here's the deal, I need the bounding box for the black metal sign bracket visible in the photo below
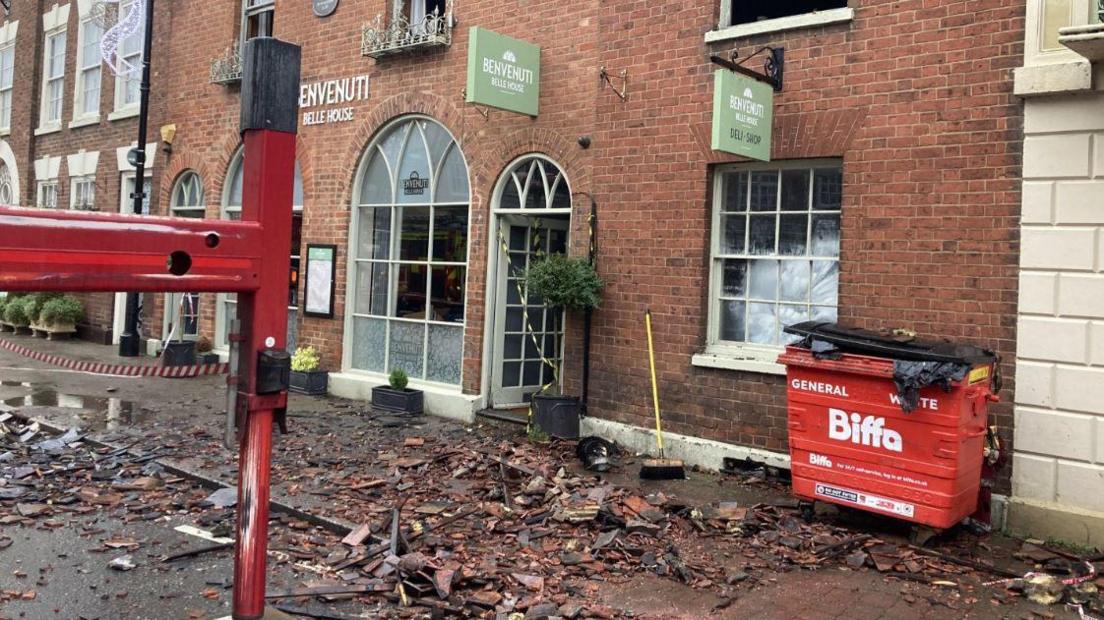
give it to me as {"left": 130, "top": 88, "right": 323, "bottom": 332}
{"left": 710, "top": 46, "right": 784, "bottom": 92}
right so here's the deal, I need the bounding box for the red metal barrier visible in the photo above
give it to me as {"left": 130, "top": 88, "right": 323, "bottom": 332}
{"left": 0, "top": 37, "right": 301, "bottom": 620}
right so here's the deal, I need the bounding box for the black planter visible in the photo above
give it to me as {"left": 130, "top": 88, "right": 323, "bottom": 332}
{"left": 197, "top": 352, "right": 221, "bottom": 365}
{"left": 162, "top": 341, "right": 197, "bottom": 367}
{"left": 290, "top": 370, "right": 329, "bottom": 396}
{"left": 531, "top": 394, "right": 581, "bottom": 439}
{"left": 371, "top": 386, "right": 424, "bottom": 414}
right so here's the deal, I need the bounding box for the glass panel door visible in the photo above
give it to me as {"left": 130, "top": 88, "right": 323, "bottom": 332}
{"left": 491, "top": 215, "right": 569, "bottom": 406}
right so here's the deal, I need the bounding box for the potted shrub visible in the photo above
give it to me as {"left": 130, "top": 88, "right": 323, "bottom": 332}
{"left": 195, "top": 336, "right": 220, "bottom": 365}
{"left": 4, "top": 295, "right": 33, "bottom": 334}
{"left": 162, "top": 339, "right": 197, "bottom": 367}
{"left": 34, "top": 295, "right": 83, "bottom": 340}
{"left": 523, "top": 254, "right": 604, "bottom": 439}
{"left": 371, "top": 369, "right": 424, "bottom": 414}
{"left": 0, "top": 294, "right": 10, "bottom": 331}
{"left": 289, "top": 345, "right": 329, "bottom": 396}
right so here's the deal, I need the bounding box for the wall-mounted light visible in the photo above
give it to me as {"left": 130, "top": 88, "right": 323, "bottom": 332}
{"left": 160, "top": 124, "right": 177, "bottom": 154}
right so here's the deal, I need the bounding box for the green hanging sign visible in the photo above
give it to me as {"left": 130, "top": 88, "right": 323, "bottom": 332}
{"left": 466, "top": 27, "right": 541, "bottom": 116}
{"left": 711, "top": 70, "right": 773, "bottom": 162}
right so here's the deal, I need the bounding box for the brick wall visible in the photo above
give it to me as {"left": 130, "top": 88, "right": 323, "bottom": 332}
{"left": 588, "top": 0, "right": 1024, "bottom": 485}
{"left": 4, "top": 0, "right": 171, "bottom": 340}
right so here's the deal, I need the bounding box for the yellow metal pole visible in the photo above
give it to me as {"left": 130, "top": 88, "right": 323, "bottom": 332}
{"left": 646, "top": 310, "right": 664, "bottom": 457}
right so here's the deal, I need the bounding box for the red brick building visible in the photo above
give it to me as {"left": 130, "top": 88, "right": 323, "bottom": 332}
{"left": 2, "top": 0, "right": 172, "bottom": 344}
{"left": 7, "top": 0, "right": 1025, "bottom": 483}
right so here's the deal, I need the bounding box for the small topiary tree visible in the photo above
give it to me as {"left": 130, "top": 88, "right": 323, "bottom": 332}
{"left": 389, "top": 368, "right": 409, "bottom": 391}
{"left": 524, "top": 254, "right": 603, "bottom": 312}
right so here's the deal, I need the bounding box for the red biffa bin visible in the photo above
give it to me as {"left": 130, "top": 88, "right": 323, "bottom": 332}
{"left": 777, "top": 322, "right": 999, "bottom": 530}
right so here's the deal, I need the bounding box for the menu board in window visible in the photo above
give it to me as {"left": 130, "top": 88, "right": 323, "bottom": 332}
{"left": 304, "top": 244, "right": 337, "bottom": 318}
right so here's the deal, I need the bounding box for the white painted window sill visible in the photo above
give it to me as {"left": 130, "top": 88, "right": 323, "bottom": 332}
{"left": 0, "top": 128, "right": 8, "bottom": 137}
{"left": 33, "top": 124, "right": 62, "bottom": 136}
{"left": 1013, "top": 59, "right": 1093, "bottom": 97}
{"left": 692, "top": 349, "right": 786, "bottom": 376}
{"left": 108, "top": 108, "right": 139, "bottom": 121}
{"left": 69, "top": 115, "right": 100, "bottom": 129}
{"left": 706, "top": 8, "right": 854, "bottom": 43}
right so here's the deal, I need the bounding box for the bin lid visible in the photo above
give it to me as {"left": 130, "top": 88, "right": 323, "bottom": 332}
{"left": 783, "top": 321, "right": 997, "bottom": 365}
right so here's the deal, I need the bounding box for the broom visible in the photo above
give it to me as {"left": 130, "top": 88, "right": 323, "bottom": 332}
{"left": 640, "top": 309, "right": 686, "bottom": 480}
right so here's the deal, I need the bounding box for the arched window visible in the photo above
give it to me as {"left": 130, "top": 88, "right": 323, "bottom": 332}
{"left": 497, "top": 157, "right": 572, "bottom": 211}
{"left": 347, "top": 117, "right": 470, "bottom": 385}
{"left": 166, "top": 170, "right": 206, "bottom": 340}
{"left": 217, "top": 149, "right": 305, "bottom": 350}
{"left": 0, "top": 161, "right": 13, "bottom": 205}
{"left": 170, "top": 171, "right": 205, "bottom": 218}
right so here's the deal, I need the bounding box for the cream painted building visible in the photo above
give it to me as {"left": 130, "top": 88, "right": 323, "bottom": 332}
{"left": 1011, "top": 0, "right": 1104, "bottom": 547}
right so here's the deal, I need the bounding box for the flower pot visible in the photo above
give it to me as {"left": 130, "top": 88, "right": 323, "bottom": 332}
{"left": 30, "top": 321, "right": 76, "bottom": 340}
{"left": 162, "top": 341, "right": 197, "bottom": 367}
{"left": 290, "top": 370, "right": 329, "bottom": 396}
{"left": 371, "top": 385, "right": 424, "bottom": 414}
{"left": 531, "top": 394, "right": 581, "bottom": 439}
{"left": 197, "top": 352, "right": 221, "bottom": 365}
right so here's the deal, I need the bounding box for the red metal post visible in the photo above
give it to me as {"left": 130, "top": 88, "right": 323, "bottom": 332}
{"left": 231, "top": 38, "right": 301, "bottom": 620}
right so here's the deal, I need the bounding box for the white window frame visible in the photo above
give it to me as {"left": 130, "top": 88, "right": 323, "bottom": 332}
{"left": 0, "top": 45, "right": 13, "bottom": 134}
{"left": 240, "top": 0, "right": 275, "bottom": 47}
{"left": 694, "top": 159, "right": 843, "bottom": 376}
{"left": 111, "top": 0, "right": 142, "bottom": 117}
{"left": 38, "top": 28, "right": 67, "bottom": 133}
{"left": 36, "top": 180, "right": 59, "bottom": 209}
{"left": 69, "top": 175, "right": 95, "bottom": 210}
{"left": 707, "top": 3, "right": 853, "bottom": 43}
{"left": 72, "top": 16, "right": 102, "bottom": 125}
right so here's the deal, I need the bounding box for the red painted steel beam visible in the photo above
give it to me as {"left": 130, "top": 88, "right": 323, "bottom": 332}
{"left": 0, "top": 206, "right": 264, "bottom": 293}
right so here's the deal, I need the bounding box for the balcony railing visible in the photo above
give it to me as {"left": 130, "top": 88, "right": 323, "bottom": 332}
{"left": 362, "top": 1, "right": 454, "bottom": 59}
{"left": 210, "top": 45, "right": 243, "bottom": 85}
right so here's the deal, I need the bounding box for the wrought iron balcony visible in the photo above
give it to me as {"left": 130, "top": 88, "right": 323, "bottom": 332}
{"left": 210, "top": 45, "right": 243, "bottom": 85}
{"left": 362, "top": 1, "right": 454, "bottom": 59}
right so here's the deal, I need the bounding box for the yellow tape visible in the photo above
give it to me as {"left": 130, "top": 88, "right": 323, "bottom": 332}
{"left": 969, "top": 366, "right": 990, "bottom": 384}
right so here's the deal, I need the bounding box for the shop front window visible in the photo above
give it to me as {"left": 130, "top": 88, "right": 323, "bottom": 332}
{"left": 218, "top": 150, "right": 304, "bottom": 350}
{"left": 709, "top": 162, "right": 842, "bottom": 350}
{"left": 348, "top": 117, "right": 470, "bottom": 385}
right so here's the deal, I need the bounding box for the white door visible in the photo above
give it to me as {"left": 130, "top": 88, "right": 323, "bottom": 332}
{"left": 490, "top": 215, "right": 569, "bottom": 406}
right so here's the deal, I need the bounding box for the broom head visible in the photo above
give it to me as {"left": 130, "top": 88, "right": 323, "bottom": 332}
{"left": 640, "top": 458, "right": 686, "bottom": 480}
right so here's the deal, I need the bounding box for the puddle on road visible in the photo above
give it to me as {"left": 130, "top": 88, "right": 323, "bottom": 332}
{"left": 1, "top": 389, "right": 145, "bottom": 430}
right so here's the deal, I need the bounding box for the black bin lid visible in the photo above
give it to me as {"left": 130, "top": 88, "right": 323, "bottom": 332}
{"left": 784, "top": 321, "right": 997, "bottom": 365}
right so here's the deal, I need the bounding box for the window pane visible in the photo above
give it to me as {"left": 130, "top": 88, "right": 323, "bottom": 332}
{"left": 779, "top": 214, "right": 808, "bottom": 256}
{"left": 550, "top": 178, "right": 571, "bottom": 210}
{"left": 779, "top": 304, "right": 810, "bottom": 343}
{"left": 722, "top": 171, "right": 748, "bottom": 212}
{"left": 356, "top": 262, "right": 389, "bottom": 316}
{"left": 748, "top": 259, "right": 778, "bottom": 301}
{"left": 748, "top": 214, "right": 776, "bottom": 255}
{"left": 433, "top": 206, "right": 468, "bottom": 262}
{"left": 811, "top": 213, "right": 841, "bottom": 257}
{"left": 436, "top": 144, "right": 469, "bottom": 203}
{"left": 430, "top": 266, "right": 465, "bottom": 323}
{"left": 719, "top": 300, "right": 746, "bottom": 341}
{"left": 749, "top": 171, "right": 777, "bottom": 211}
{"left": 395, "top": 264, "right": 427, "bottom": 318}
{"left": 360, "top": 150, "right": 392, "bottom": 204}
{"left": 351, "top": 317, "right": 387, "bottom": 372}
{"left": 500, "top": 176, "right": 521, "bottom": 209}
{"left": 398, "top": 206, "right": 430, "bottom": 260}
{"left": 811, "top": 305, "right": 838, "bottom": 322}
{"left": 523, "top": 362, "right": 542, "bottom": 386}
{"left": 811, "top": 261, "right": 839, "bottom": 305}
{"left": 422, "top": 120, "right": 452, "bottom": 170}
{"left": 358, "top": 207, "right": 392, "bottom": 260}
{"left": 780, "top": 169, "right": 810, "bottom": 211}
{"left": 397, "top": 125, "right": 431, "bottom": 205}
{"left": 228, "top": 158, "right": 243, "bottom": 208}
{"left": 388, "top": 321, "right": 425, "bottom": 378}
{"left": 292, "top": 163, "right": 304, "bottom": 208}
{"left": 504, "top": 334, "right": 522, "bottom": 359}
{"left": 508, "top": 226, "right": 527, "bottom": 251}
{"left": 780, "top": 260, "right": 811, "bottom": 302}
{"left": 426, "top": 324, "right": 463, "bottom": 384}
{"left": 721, "top": 214, "right": 746, "bottom": 254}
{"left": 813, "top": 168, "right": 842, "bottom": 210}
{"left": 502, "top": 361, "right": 521, "bottom": 387}
{"left": 721, "top": 259, "right": 747, "bottom": 297}
{"left": 747, "top": 302, "right": 777, "bottom": 344}
{"left": 506, "top": 306, "right": 524, "bottom": 332}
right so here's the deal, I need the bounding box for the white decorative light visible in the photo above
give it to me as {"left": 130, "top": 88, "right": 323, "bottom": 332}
{"left": 97, "top": 0, "right": 145, "bottom": 77}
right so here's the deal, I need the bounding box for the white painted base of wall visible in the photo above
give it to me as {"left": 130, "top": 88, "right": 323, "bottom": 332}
{"left": 1005, "top": 496, "right": 1104, "bottom": 550}
{"left": 328, "top": 372, "right": 482, "bottom": 424}
{"left": 579, "top": 416, "right": 791, "bottom": 472}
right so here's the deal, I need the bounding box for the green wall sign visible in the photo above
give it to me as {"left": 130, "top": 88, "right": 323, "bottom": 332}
{"left": 711, "top": 70, "right": 773, "bottom": 162}
{"left": 466, "top": 27, "right": 541, "bottom": 116}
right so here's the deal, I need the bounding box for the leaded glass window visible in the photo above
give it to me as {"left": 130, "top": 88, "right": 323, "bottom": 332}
{"left": 350, "top": 117, "right": 470, "bottom": 385}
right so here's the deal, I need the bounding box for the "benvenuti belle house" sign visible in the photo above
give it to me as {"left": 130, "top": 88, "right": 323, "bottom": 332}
{"left": 466, "top": 27, "right": 541, "bottom": 117}
{"left": 711, "top": 70, "right": 773, "bottom": 162}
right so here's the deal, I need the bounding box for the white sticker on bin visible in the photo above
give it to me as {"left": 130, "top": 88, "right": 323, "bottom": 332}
{"left": 814, "top": 482, "right": 915, "bottom": 518}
